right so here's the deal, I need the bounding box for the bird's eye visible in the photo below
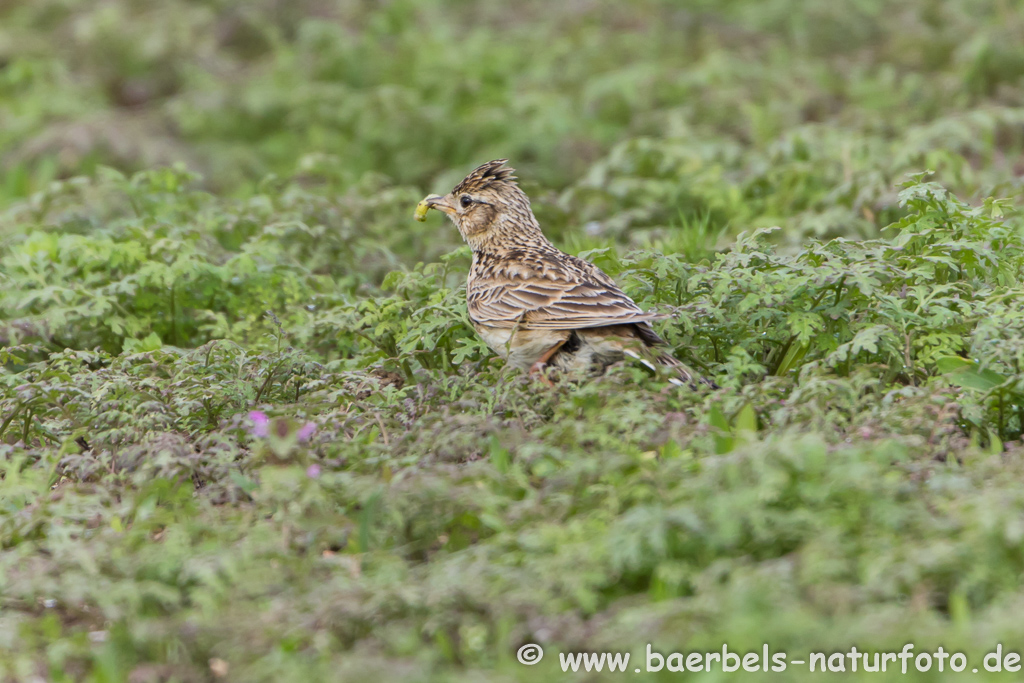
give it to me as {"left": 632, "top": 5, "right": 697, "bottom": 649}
{"left": 460, "top": 195, "right": 473, "bottom": 208}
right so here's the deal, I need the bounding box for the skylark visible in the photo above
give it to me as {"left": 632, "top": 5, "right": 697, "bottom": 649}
{"left": 415, "top": 159, "right": 708, "bottom": 387}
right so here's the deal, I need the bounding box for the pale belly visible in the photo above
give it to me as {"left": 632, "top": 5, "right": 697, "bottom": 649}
{"left": 474, "top": 325, "right": 570, "bottom": 371}
{"left": 474, "top": 324, "right": 638, "bottom": 373}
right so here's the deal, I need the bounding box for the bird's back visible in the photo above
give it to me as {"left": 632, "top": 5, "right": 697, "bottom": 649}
{"left": 467, "top": 244, "right": 664, "bottom": 333}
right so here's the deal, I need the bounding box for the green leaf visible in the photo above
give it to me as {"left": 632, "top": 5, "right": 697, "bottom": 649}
{"left": 707, "top": 404, "right": 734, "bottom": 454}
{"left": 489, "top": 436, "right": 510, "bottom": 474}
{"left": 707, "top": 404, "right": 730, "bottom": 432}
{"left": 936, "top": 356, "right": 1007, "bottom": 392}
{"left": 229, "top": 470, "right": 259, "bottom": 494}
{"left": 775, "top": 341, "right": 809, "bottom": 375}
{"left": 734, "top": 403, "right": 757, "bottom": 433}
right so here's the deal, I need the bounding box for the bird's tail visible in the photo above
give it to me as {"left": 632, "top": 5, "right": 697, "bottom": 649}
{"left": 622, "top": 347, "right": 717, "bottom": 389}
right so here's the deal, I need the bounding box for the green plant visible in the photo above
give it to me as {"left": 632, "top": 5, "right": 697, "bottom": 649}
{"left": 5, "top": 1, "right": 1024, "bottom": 680}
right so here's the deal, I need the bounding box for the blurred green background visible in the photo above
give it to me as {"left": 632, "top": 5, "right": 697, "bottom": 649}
{"left": 3, "top": 0, "right": 1023, "bottom": 249}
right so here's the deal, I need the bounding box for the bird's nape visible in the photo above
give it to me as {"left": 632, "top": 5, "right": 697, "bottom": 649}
{"left": 450, "top": 159, "right": 517, "bottom": 196}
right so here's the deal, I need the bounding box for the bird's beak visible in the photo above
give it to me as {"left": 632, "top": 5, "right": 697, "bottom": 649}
{"left": 414, "top": 194, "right": 456, "bottom": 221}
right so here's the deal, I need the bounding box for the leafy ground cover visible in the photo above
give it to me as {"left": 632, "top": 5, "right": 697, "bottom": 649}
{"left": 3, "top": 0, "right": 1024, "bottom": 681}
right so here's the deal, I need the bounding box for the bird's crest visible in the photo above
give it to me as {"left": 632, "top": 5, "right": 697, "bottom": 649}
{"left": 452, "top": 159, "right": 517, "bottom": 195}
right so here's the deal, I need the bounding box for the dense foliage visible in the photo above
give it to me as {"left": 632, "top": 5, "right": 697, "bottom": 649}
{"left": 3, "top": 0, "right": 1024, "bottom": 680}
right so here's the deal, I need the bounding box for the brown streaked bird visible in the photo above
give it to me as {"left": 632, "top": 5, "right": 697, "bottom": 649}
{"left": 415, "top": 159, "right": 708, "bottom": 387}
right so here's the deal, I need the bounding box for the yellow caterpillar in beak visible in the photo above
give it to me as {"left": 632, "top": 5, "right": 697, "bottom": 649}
{"left": 414, "top": 198, "right": 432, "bottom": 222}
{"left": 414, "top": 194, "right": 446, "bottom": 222}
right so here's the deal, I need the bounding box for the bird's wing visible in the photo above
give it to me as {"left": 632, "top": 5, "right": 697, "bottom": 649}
{"left": 468, "top": 251, "right": 665, "bottom": 330}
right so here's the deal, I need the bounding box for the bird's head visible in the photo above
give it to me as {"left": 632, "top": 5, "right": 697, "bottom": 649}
{"left": 414, "top": 159, "right": 542, "bottom": 251}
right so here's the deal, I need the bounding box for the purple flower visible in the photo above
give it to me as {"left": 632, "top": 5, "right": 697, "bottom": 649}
{"left": 297, "top": 422, "right": 317, "bottom": 442}
{"left": 248, "top": 411, "right": 269, "bottom": 437}
{"left": 306, "top": 464, "right": 321, "bottom": 479}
